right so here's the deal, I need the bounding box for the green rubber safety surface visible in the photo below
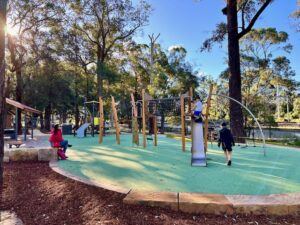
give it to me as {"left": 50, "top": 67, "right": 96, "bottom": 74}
{"left": 57, "top": 134, "right": 300, "bottom": 195}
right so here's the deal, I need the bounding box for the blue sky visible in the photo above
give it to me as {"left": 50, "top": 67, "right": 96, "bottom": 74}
{"left": 134, "top": 0, "right": 300, "bottom": 81}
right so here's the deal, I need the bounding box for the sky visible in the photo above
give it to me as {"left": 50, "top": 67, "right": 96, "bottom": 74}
{"left": 134, "top": 0, "right": 300, "bottom": 81}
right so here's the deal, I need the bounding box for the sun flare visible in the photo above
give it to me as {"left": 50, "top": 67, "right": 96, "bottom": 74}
{"left": 5, "top": 24, "right": 19, "bottom": 36}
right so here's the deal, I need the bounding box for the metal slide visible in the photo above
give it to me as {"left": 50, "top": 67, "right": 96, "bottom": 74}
{"left": 76, "top": 123, "right": 90, "bottom": 138}
{"left": 191, "top": 121, "right": 207, "bottom": 167}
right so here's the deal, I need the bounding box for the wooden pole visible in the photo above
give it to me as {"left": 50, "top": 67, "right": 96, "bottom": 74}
{"left": 111, "top": 96, "right": 120, "bottom": 145}
{"left": 131, "top": 93, "right": 139, "bottom": 145}
{"left": 204, "top": 85, "right": 213, "bottom": 152}
{"left": 188, "top": 88, "right": 193, "bottom": 146}
{"left": 153, "top": 115, "right": 157, "bottom": 146}
{"left": 99, "top": 97, "right": 103, "bottom": 144}
{"left": 180, "top": 95, "right": 185, "bottom": 151}
{"left": 188, "top": 87, "right": 193, "bottom": 114}
{"left": 142, "top": 89, "right": 146, "bottom": 148}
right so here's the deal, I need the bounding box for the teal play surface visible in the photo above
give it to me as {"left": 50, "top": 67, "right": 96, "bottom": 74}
{"left": 57, "top": 134, "right": 300, "bottom": 195}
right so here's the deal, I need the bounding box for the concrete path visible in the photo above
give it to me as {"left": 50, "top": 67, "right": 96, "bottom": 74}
{"left": 0, "top": 211, "right": 23, "bottom": 225}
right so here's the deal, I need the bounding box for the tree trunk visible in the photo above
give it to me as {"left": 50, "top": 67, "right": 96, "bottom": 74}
{"left": 75, "top": 74, "right": 79, "bottom": 129}
{"left": 84, "top": 67, "right": 90, "bottom": 101}
{"left": 16, "top": 68, "right": 23, "bottom": 134}
{"left": 0, "top": 0, "right": 7, "bottom": 195}
{"left": 45, "top": 104, "right": 52, "bottom": 131}
{"left": 75, "top": 103, "right": 79, "bottom": 129}
{"left": 97, "top": 59, "right": 104, "bottom": 97}
{"left": 96, "top": 46, "right": 104, "bottom": 97}
{"left": 62, "top": 112, "right": 67, "bottom": 123}
{"left": 227, "top": 0, "right": 245, "bottom": 141}
{"left": 40, "top": 114, "right": 44, "bottom": 130}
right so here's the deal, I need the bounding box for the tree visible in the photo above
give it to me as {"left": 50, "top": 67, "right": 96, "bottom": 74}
{"left": 125, "top": 41, "right": 153, "bottom": 94}
{"left": 292, "top": 0, "right": 300, "bottom": 31}
{"left": 0, "top": 0, "right": 8, "bottom": 195}
{"left": 7, "top": 0, "right": 63, "bottom": 133}
{"left": 67, "top": 0, "right": 151, "bottom": 97}
{"left": 58, "top": 26, "right": 95, "bottom": 128}
{"left": 239, "top": 28, "right": 296, "bottom": 124}
{"left": 167, "top": 45, "right": 199, "bottom": 96}
{"left": 202, "top": 0, "right": 273, "bottom": 140}
{"left": 292, "top": 97, "right": 300, "bottom": 119}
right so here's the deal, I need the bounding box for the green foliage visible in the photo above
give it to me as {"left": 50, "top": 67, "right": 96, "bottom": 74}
{"left": 166, "top": 116, "right": 181, "bottom": 126}
{"left": 66, "top": 0, "right": 152, "bottom": 95}
{"left": 238, "top": 28, "right": 297, "bottom": 125}
{"left": 292, "top": 97, "right": 300, "bottom": 118}
{"left": 263, "top": 115, "right": 277, "bottom": 127}
{"left": 292, "top": 138, "right": 300, "bottom": 147}
{"left": 292, "top": 0, "right": 300, "bottom": 20}
{"left": 201, "top": 22, "right": 227, "bottom": 51}
{"left": 3, "top": 0, "right": 298, "bottom": 133}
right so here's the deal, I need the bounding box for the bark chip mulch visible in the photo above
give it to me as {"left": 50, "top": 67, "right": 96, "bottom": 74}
{"left": 1, "top": 162, "right": 300, "bottom": 225}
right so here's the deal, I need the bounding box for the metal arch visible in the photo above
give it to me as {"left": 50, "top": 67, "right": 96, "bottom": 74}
{"left": 212, "top": 93, "right": 266, "bottom": 156}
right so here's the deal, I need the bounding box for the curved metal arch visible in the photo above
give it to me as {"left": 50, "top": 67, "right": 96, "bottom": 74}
{"left": 212, "top": 93, "right": 266, "bottom": 156}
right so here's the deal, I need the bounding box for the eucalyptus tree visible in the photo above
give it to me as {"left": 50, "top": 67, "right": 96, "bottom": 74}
{"left": 202, "top": 0, "right": 273, "bottom": 139}
{"left": 292, "top": 0, "right": 300, "bottom": 31}
{"left": 292, "top": 97, "right": 300, "bottom": 119}
{"left": 0, "top": 0, "right": 8, "bottom": 190}
{"left": 6, "top": 0, "right": 64, "bottom": 132}
{"left": 167, "top": 45, "right": 199, "bottom": 96}
{"left": 125, "top": 41, "right": 152, "bottom": 94}
{"left": 126, "top": 40, "right": 172, "bottom": 98}
{"left": 240, "top": 28, "right": 296, "bottom": 122}
{"left": 57, "top": 26, "right": 96, "bottom": 128}
{"left": 67, "top": 0, "right": 151, "bottom": 98}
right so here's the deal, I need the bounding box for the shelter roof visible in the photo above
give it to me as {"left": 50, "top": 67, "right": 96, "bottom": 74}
{"left": 6, "top": 98, "right": 41, "bottom": 114}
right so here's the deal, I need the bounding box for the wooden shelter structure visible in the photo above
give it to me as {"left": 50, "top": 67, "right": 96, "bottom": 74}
{"left": 5, "top": 98, "right": 41, "bottom": 141}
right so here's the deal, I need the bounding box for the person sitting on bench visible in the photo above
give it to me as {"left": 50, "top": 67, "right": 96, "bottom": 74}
{"left": 49, "top": 124, "right": 72, "bottom": 153}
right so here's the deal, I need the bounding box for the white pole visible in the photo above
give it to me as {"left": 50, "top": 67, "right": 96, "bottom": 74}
{"left": 212, "top": 94, "right": 266, "bottom": 156}
{"left": 287, "top": 96, "right": 289, "bottom": 122}
{"left": 277, "top": 84, "right": 280, "bottom": 120}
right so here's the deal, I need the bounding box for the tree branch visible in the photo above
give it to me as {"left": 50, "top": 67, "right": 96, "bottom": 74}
{"left": 104, "top": 24, "right": 141, "bottom": 57}
{"left": 238, "top": 0, "right": 272, "bottom": 39}
{"left": 75, "top": 25, "right": 99, "bottom": 46}
{"left": 241, "top": 0, "right": 250, "bottom": 31}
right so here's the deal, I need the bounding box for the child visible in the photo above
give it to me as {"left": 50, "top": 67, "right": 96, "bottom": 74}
{"left": 218, "top": 122, "right": 235, "bottom": 166}
{"left": 193, "top": 95, "right": 202, "bottom": 121}
{"left": 49, "top": 124, "right": 72, "bottom": 153}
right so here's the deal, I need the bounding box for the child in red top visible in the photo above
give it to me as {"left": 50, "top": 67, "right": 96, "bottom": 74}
{"left": 49, "top": 124, "right": 72, "bottom": 153}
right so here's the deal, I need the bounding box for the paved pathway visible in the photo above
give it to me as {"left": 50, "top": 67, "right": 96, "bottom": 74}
{"left": 0, "top": 211, "right": 23, "bottom": 225}
{"left": 4, "top": 129, "right": 49, "bottom": 150}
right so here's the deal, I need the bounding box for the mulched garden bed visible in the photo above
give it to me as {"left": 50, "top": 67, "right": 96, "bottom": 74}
{"left": 1, "top": 162, "right": 300, "bottom": 225}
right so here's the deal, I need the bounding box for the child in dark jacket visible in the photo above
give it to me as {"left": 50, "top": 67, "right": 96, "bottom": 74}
{"left": 218, "top": 122, "right": 235, "bottom": 166}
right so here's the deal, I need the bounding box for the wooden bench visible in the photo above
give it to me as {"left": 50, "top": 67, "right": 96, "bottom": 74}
{"left": 6, "top": 140, "right": 24, "bottom": 148}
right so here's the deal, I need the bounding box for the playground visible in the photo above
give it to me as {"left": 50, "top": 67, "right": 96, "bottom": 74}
{"left": 2, "top": 1, "right": 300, "bottom": 224}
{"left": 56, "top": 134, "right": 300, "bottom": 195}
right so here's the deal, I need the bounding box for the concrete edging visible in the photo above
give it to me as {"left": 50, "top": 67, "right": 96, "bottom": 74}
{"left": 49, "top": 162, "right": 300, "bottom": 216}
{"left": 49, "top": 160, "right": 130, "bottom": 194}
